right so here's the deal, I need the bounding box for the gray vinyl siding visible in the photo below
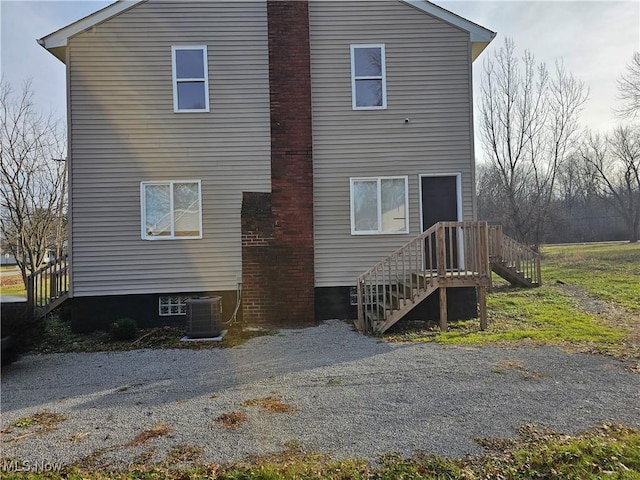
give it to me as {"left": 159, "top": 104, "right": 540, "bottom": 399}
{"left": 68, "top": 0, "right": 270, "bottom": 297}
{"left": 310, "top": 0, "right": 476, "bottom": 287}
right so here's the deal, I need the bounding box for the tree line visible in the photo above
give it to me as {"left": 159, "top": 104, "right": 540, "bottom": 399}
{"left": 478, "top": 125, "right": 640, "bottom": 244}
{"left": 477, "top": 39, "right": 639, "bottom": 247}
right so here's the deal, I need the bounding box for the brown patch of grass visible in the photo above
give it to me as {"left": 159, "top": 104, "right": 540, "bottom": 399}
{"left": 215, "top": 411, "right": 247, "bottom": 430}
{"left": 73, "top": 445, "right": 120, "bottom": 471}
{"left": 2, "top": 411, "right": 68, "bottom": 442}
{"left": 0, "top": 272, "right": 25, "bottom": 296}
{"left": 132, "top": 447, "right": 157, "bottom": 466}
{"left": 12, "top": 411, "right": 67, "bottom": 429}
{"left": 241, "top": 396, "right": 296, "bottom": 413}
{"left": 165, "top": 444, "right": 204, "bottom": 465}
{"left": 493, "top": 359, "right": 545, "bottom": 379}
{"left": 127, "top": 423, "right": 172, "bottom": 446}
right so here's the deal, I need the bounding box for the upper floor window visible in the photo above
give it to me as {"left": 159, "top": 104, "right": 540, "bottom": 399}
{"left": 172, "top": 46, "right": 209, "bottom": 112}
{"left": 350, "top": 176, "right": 408, "bottom": 235}
{"left": 350, "top": 44, "right": 387, "bottom": 110}
{"left": 141, "top": 180, "right": 202, "bottom": 240}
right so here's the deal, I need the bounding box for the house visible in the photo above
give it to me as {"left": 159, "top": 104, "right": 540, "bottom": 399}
{"left": 38, "top": 0, "right": 500, "bottom": 332}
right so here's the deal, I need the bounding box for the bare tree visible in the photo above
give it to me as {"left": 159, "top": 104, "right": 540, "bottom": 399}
{"left": 476, "top": 161, "right": 508, "bottom": 225}
{"left": 551, "top": 147, "right": 626, "bottom": 242}
{"left": 479, "top": 38, "right": 588, "bottom": 248}
{"left": 616, "top": 52, "right": 640, "bottom": 119}
{"left": 0, "top": 80, "right": 67, "bottom": 287}
{"left": 556, "top": 154, "right": 586, "bottom": 217}
{"left": 580, "top": 128, "right": 640, "bottom": 242}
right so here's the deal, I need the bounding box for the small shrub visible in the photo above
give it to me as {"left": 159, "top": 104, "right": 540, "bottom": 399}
{"left": 110, "top": 317, "right": 137, "bottom": 341}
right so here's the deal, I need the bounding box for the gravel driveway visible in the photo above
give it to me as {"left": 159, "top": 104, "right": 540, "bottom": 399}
{"left": 1, "top": 320, "right": 639, "bottom": 469}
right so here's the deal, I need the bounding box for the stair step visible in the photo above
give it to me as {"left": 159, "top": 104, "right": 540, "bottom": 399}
{"left": 397, "top": 282, "right": 419, "bottom": 296}
{"left": 375, "top": 300, "right": 395, "bottom": 311}
{"left": 390, "top": 292, "right": 414, "bottom": 306}
{"left": 365, "top": 310, "right": 383, "bottom": 322}
{"left": 491, "top": 262, "right": 537, "bottom": 288}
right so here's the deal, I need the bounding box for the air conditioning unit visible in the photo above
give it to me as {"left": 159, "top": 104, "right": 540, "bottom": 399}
{"left": 185, "top": 296, "right": 222, "bottom": 338}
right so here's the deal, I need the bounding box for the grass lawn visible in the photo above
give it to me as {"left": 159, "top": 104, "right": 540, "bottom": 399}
{"left": 2, "top": 424, "right": 639, "bottom": 479}
{"left": 387, "top": 242, "right": 640, "bottom": 364}
{"left": 543, "top": 241, "right": 640, "bottom": 313}
{"left": 0, "top": 265, "right": 19, "bottom": 271}
{"left": 2, "top": 272, "right": 67, "bottom": 299}
{"left": 0, "top": 283, "right": 26, "bottom": 297}
{"left": 0, "top": 272, "right": 26, "bottom": 297}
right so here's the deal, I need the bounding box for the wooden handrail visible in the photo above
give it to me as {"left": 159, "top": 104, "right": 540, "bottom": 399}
{"left": 488, "top": 225, "right": 542, "bottom": 286}
{"left": 26, "top": 255, "right": 69, "bottom": 316}
{"left": 357, "top": 222, "right": 491, "bottom": 333}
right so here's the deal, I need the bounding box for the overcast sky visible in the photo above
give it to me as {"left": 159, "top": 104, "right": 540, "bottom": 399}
{"left": 1, "top": 0, "right": 638, "bottom": 147}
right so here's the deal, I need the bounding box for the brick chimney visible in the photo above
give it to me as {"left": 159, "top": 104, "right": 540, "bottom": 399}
{"left": 241, "top": 1, "right": 315, "bottom": 326}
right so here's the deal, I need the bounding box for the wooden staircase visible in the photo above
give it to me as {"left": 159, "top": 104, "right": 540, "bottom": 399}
{"left": 26, "top": 255, "right": 69, "bottom": 318}
{"left": 356, "top": 222, "right": 492, "bottom": 334}
{"left": 356, "top": 222, "right": 541, "bottom": 335}
{"left": 488, "top": 225, "right": 541, "bottom": 288}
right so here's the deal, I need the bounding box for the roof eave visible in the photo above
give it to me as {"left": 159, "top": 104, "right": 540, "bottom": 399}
{"left": 37, "top": 0, "right": 495, "bottom": 65}
{"left": 401, "top": 0, "right": 496, "bottom": 61}
{"left": 37, "top": 0, "right": 144, "bottom": 64}
{"left": 471, "top": 42, "right": 493, "bottom": 61}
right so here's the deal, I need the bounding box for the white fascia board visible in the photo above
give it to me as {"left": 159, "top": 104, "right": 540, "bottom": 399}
{"left": 401, "top": 0, "right": 496, "bottom": 59}
{"left": 37, "top": 0, "right": 145, "bottom": 63}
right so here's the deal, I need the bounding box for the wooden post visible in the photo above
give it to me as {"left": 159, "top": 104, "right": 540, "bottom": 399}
{"left": 439, "top": 287, "right": 448, "bottom": 331}
{"left": 436, "top": 225, "right": 446, "bottom": 278}
{"left": 51, "top": 270, "right": 58, "bottom": 299}
{"left": 26, "top": 274, "right": 35, "bottom": 316}
{"left": 479, "top": 222, "right": 490, "bottom": 276}
{"left": 356, "top": 279, "right": 364, "bottom": 332}
{"left": 478, "top": 286, "right": 487, "bottom": 331}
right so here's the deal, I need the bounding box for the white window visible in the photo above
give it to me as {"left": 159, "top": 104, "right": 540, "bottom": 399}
{"left": 350, "top": 44, "right": 387, "bottom": 110}
{"left": 141, "top": 180, "right": 202, "bottom": 240}
{"left": 159, "top": 295, "right": 189, "bottom": 316}
{"left": 172, "top": 45, "right": 209, "bottom": 112}
{"left": 350, "top": 176, "right": 408, "bottom": 235}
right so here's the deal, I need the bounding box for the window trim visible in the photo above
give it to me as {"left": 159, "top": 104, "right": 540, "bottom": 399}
{"left": 350, "top": 44, "right": 387, "bottom": 110}
{"left": 350, "top": 176, "right": 409, "bottom": 235}
{"left": 171, "top": 45, "right": 210, "bottom": 113}
{"left": 140, "top": 180, "right": 203, "bottom": 240}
